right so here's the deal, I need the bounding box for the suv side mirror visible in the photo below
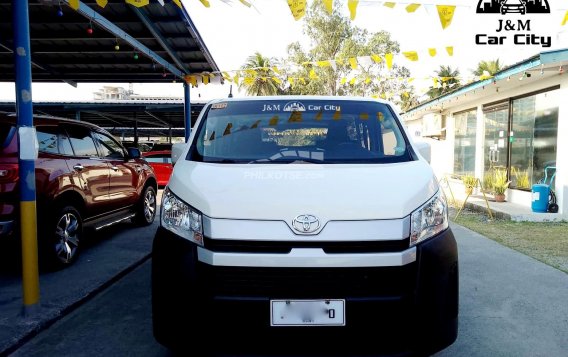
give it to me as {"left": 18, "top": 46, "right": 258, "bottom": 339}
{"left": 171, "top": 143, "right": 187, "bottom": 165}
{"left": 127, "top": 147, "right": 141, "bottom": 159}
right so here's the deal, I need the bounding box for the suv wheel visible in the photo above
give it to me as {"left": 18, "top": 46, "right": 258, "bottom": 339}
{"left": 135, "top": 185, "right": 157, "bottom": 226}
{"left": 49, "top": 206, "right": 82, "bottom": 267}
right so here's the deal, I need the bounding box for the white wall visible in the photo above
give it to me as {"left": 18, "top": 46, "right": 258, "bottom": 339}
{"left": 410, "top": 73, "right": 568, "bottom": 216}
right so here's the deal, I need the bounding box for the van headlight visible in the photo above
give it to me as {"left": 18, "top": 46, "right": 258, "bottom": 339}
{"left": 161, "top": 187, "right": 204, "bottom": 246}
{"left": 410, "top": 190, "right": 448, "bottom": 246}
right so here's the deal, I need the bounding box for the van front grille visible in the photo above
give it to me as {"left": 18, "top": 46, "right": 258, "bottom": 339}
{"left": 197, "top": 263, "right": 417, "bottom": 299}
{"left": 203, "top": 237, "right": 410, "bottom": 254}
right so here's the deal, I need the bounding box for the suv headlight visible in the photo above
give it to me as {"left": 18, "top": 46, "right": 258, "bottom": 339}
{"left": 410, "top": 190, "right": 448, "bottom": 246}
{"left": 161, "top": 187, "right": 204, "bottom": 246}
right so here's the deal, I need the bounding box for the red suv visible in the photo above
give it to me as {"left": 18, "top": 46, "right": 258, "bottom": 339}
{"left": 0, "top": 114, "right": 158, "bottom": 267}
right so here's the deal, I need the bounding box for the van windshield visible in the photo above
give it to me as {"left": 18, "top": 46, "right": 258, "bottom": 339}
{"left": 190, "top": 99, "right": 413, "bottom": 164}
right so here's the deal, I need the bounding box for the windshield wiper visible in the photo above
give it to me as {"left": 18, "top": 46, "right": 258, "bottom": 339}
{"left": 205, "top": 159, "right": 240, "bottom": 164}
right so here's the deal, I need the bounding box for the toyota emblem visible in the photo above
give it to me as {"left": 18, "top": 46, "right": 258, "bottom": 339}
{"left": 292, "top": 214, "right": 320, "bottom": 234}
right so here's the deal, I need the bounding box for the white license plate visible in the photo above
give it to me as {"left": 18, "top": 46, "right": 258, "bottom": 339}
{"left": 270, "top": 299, "right": 345, "bottom": 326}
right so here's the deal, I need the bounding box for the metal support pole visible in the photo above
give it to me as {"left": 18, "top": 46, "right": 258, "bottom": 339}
{"left": 75, "top": 110, "right": 81, "bottom": 121}
{"left": 183, "top": 82, "right": 191, "bottom": 143}
{"left": 134, "top": 113, "right": 138, "bottom": 147}
{"left": 169, "top": 127, "right": 172, "bottom": 144}
{"left": 14, "top": 0, "right": 40, "bottom": 315}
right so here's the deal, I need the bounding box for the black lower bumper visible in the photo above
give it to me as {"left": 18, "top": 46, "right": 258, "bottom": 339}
{"left": 152, "top": 226, "right": 458, "bottom": 355}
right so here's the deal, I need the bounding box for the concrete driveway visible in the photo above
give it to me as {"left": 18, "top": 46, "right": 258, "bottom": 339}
{"left": 434, "top": 223, "right": 568, "bottom": 356}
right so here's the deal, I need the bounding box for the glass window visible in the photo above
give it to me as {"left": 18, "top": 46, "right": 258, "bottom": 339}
{"left": 0, "top": 123, "right": 15, "bottom": 149}
{"left": 92, "top": 132, "right": 125, "bottom": 159}
{"left": 510, "top": 89, "right": 559, "bottom": 188}
{"left": 453, "top": 109, "right": 477, "bottom": 176}
{"left": 191, "top": 100, "right": 411, "bottom": 164}
{"left": 36, "top": 127, "right": 59, "bottom": 154}
{"left": 145, "top": 157, "right": 166, "bottom": 163}
{"left": 65, "top": 126, "right": 98, "bottom": 157}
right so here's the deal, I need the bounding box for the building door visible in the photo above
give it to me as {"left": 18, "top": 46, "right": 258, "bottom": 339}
{"left": 483, "top": 102, "right": 509, "bottom": 187}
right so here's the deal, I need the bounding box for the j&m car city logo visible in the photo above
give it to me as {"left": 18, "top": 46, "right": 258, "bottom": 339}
{"left": 475, "top": 0, "right": 552, "bottom": 48}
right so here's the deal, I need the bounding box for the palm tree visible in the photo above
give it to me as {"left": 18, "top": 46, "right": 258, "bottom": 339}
{"left": 238, "top": 52, "right": 281, "bottom": 96}
{"left": 427, "top": 65, "right": 461, "bottom": 99}
{"left": 473, "top": 59, "right": 503, "bottom": 77}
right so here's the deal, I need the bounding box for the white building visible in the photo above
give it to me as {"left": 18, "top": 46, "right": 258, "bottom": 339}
{"left": 403, "top": 49, "right": 568, "bottom": 218}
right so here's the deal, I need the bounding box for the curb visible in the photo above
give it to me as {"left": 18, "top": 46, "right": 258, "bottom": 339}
{"left": 0, "top": 253, "right": 152, "bottom": 357}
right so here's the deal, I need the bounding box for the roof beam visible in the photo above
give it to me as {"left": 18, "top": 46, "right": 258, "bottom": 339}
{"left": 143, "top": 111, "right": 170, "bottom": 127}
{"left": 0, "top": 41, "right": 77, "bottom": 87}
{"left": 133, "top": 8, "right": 190, "bottom": 73}
{"left": 61, "top": 0, "right": 184, "bottom": 78}
{"left": 81, "top": 110, "right": 163, "bottom": 127}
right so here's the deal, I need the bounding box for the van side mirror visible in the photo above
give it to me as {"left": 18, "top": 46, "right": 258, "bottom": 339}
{"left": 415, "top": 141, "right": 431, "bottom": 164}
{"left": 127, "top": 147, "right": 141, "bottom": 159}
{"left": 171, "top": 143, "right": 187, "bottom": 165}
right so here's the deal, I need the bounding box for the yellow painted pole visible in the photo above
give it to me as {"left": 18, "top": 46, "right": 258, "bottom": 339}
{"left": 20, "top": 201, "right": 40, "bottom": 306}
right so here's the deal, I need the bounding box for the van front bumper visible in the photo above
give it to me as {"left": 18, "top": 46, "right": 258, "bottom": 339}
{"left": 152, "top": 226, "right": 458, "bottom": 355}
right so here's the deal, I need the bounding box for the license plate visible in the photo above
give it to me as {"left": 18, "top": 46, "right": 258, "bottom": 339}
{"left": 270, "top": 299, "right": 345, "bottom": 326}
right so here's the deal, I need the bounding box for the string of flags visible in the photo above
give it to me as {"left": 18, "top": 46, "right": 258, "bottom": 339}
{"left": 67, "top": 0, "right": 568, "bottom": 29}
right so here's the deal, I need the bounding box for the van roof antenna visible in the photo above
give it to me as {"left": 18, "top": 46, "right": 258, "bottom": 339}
{"left": 228, "top": 85, "right": 233, "bottom": 98}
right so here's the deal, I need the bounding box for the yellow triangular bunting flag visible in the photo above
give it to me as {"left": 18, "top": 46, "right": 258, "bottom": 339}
{"left": 172, "top": 0, "right": 182, "bottom": 8}
{"left": 446, "top": 46, "right": 454, "bottom": 56}
{"left": 96, "top": 0, "right": 108, "bottom": 8}
{"left": 322, "top": 0, "right": 333, "bottom": 15}
{"left": 316, "top": 61, "right": 331, "bottom": 67}
{"left": 125, "top": 0, "right": 149, "bottom": 7}
{"left": 349, "top": 58, "right": 358, "bottom": 70}
{"left": 340, "top": 77, "right": 347, "bottom": 85}
{"left": 371, "top": 54, "right": 382, "bottom": 64}
{"left": 385, "top": 53, "right": 393, "bottom": 70}
{"left": 272, "top": 77, "right": 282, "bottom": 84}
{"left": 272, "top": 66, "right": 280, "bottom": 74}
{"left": 69, "top": 0, "right": 80, "bottom": 10}
{"left": 403, "top": 51, "right": 418, "bottom": 61}
{"left": 202, "top": 75, "right": 210, "bottom": 85}
{"left": 384, "top": 2, "right": 396, "bottom": 9}
{"left": 288, "top": 0, "right": 307, "bottom": 21}
{"left": 348, "top": 0, "right": 359, "bottom": 20}
{"left": 406, "top": 4, "right": 420, "bottom": 13}
{"left": 428, "top": 48, "right": 437, "bottom": 57}
{"left": 239, "top": 0, "right": 252, "bottom": 7}
{"left": 199, "top": 0, "right": 211, "bottom": 7}
{"left": 437, "top": 5, "right": 456, "bottom": 30}
{"left": 562, "top": 11, "right": 568, "bottom": 26}
{"left": 309, "top": 69, "right": 319, "bottom": 79}
{"left": 349, "top": 77, "right": 356, "bottom": 85}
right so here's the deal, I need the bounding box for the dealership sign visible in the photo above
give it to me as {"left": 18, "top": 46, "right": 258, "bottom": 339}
{"left": 475, "top": 0, "right": 552, "bottom": 48}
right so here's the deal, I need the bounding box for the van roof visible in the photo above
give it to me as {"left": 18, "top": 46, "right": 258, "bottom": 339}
{"left": 206, "top": 95, "right": 392, "bottom": 106}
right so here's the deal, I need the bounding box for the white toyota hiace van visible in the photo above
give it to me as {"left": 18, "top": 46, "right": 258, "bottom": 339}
{"left": 152, "top": 96, "right": 458, "bottom": 355}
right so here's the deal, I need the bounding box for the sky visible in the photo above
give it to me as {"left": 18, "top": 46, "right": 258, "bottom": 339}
{"left": 1, "top": 0, "right": 567, "bottom": 102}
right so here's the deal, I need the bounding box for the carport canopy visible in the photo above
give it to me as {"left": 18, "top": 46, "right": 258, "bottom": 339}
{"left": 1, "top": 0, "right": 220, "bottom": 142}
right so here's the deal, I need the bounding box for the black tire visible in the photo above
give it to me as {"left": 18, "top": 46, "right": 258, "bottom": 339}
{"left": 135, "top": 185, "right": 157, "bottom": 226}
{"left": 43, "top": 205, "right": 82, "bottom": 268}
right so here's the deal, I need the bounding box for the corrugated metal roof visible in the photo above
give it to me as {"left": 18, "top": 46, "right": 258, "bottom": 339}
{"left": 0, "top": 0, "right": 219, "bottom": 83}
{"left": 0, "top": 100, "right": 206, "bottom": 134}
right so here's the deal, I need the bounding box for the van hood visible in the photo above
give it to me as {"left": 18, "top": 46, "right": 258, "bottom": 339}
{"left": 168, "top": 161, "right": 438, "bottom": 221}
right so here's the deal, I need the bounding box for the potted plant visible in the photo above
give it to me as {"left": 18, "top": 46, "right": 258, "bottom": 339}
{"left": 462, "top": 174, "right": 477, "bottom": 195}
{"left": 492, "top": 169, "right": 510, "bottom": 202}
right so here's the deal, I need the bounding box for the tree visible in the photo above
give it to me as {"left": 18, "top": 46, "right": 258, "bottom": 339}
{"left": 427, "top": 65, "right": 461, "bottom": 99}
{"left": 238, "top": 52, "right": 281, "bottom": 96}
{"left": 276, "top": 1, "right": 417, "bottom": 107}
{"left": 473, "top": 59, "right": 503, "bottom": 77}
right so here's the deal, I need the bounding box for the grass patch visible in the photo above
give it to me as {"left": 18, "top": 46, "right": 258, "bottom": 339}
{"left": 450, "top": 209, "right": 568, "bottom": 274}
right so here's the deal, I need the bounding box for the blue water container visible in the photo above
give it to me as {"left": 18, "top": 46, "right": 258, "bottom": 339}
{"left": 531, "top": 184, "right": 550, "bottom": 213}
